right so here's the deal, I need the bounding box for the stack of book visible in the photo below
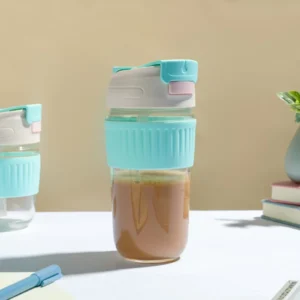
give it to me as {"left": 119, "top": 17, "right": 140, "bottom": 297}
{"left": 262, "top": 181, "right": 300, "bottom": 228}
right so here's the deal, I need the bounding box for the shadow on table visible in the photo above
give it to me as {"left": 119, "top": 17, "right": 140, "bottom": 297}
{"left": 0, "top": 251, "right": 157, "bottom": 276}
{"left": 216, "top": 217, "right": 298, "bottom": 229}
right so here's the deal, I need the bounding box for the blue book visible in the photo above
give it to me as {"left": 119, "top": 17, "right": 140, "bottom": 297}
{"left": 262, "top": 200, "right": 300, "bottom": 229}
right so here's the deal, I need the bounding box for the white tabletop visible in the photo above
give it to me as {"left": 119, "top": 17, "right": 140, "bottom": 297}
{"left": 0, "top": 211, "right": 299, "bottom": 300}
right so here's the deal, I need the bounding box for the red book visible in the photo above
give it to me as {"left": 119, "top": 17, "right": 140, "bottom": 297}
{"left": 271, "top": 181, "right": 300, "bottom": 205}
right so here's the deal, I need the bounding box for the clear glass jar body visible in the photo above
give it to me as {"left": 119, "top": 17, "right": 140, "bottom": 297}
{"left": 108, "top": 108, "right": 194, "bottom": 263}
{"left": 0, "top": 143, "right": 39, "bottom": 232}
{"left": 112, "top": 168, "right": 190, "bottom": 263}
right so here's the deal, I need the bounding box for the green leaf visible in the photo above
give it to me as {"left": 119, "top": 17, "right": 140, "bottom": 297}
{"left": 277, "top": 92, "right": 296, "bottom": 105}
{"left": 290, "top": 104, "right": 300, "bottom": 112}
{"left": 277, "top": 91, "right": 300, "bottom": 120}
{"left": 290, "top": 103, "right": 300, "bottom": 108}
{"left": 289, "top": 91, "right": 300, "bottom": 104}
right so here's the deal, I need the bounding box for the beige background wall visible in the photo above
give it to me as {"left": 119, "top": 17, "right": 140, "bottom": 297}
{"left": 0, "top": 0, "right": 298, "bottom": 211}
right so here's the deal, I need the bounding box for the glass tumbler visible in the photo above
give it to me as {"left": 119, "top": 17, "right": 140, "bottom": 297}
{"left": 0, "top": 105, "right": 42, "bottom": 231}
{"left": 105, "top": 60, "right": 198, "bottom": 263}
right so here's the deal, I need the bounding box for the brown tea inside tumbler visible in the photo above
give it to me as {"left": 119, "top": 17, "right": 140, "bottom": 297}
{"left": 112, "top": 170, "right": 190, "bottom": 263}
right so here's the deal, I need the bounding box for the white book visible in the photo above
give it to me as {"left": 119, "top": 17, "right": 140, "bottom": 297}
{"left": 262, "top": 200, "right": 300, "bottom": 228}
{"left": 272, "top": 281, "right": 300, "bottom": 300}
{"left": 0, "top": 272, "right": 73, "bottom": 299}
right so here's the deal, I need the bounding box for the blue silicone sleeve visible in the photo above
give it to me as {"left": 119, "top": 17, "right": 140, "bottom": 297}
{"left": 0, "top": 154, "right": 41, "bottom": 198}
{"left": 105, "top": 119, "right": 196, "bottom": 170}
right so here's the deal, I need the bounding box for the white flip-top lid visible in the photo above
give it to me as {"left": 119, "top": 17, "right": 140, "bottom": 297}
{"left": 0, "top": 104, "right": 42, "bottom": 146}
{"left": 107, "top": 59, "right": 198, "bottom": 109}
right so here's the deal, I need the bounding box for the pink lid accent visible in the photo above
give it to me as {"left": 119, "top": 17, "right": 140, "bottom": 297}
{"left": 272, "top": 181, "right": 300, "bottom": 189}
{"left": 168, "top": 81, "right": 194, "bottom": 95}
{"left": 31, "top": 121, "right": 41, "bottom": 133}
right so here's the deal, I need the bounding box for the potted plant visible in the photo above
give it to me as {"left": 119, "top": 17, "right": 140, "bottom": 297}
{"left": 277, "top": 91, "right": 300, "bottom": 182}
